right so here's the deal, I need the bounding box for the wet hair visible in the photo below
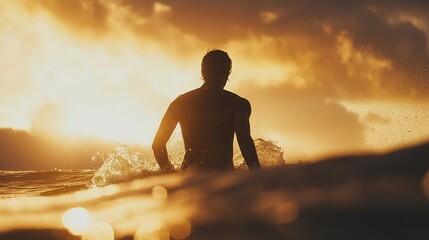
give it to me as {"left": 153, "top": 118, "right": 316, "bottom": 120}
{"left": 201, "top": 49, "right": 232, "bottom": 85}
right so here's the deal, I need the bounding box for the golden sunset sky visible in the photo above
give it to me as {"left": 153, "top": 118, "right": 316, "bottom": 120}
{"left": 1, "top": 0, "right": 428, "bottom": 161}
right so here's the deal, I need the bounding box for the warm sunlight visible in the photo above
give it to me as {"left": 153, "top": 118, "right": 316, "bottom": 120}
{"left": 1, "top": 2, "right": 197, "bottom": 145}
{"left": 1, "top": 0, "right": 428, "bottom": 161}
{"left": 1, "top": 1, "right": 429, "bottom": 239}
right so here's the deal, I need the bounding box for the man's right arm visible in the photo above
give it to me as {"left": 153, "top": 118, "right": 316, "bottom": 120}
{"left": 152, "top": 101, "right": 178, "bottom": 173}
{"left": 234, "top": 99, "right": 261, "bottom": 170}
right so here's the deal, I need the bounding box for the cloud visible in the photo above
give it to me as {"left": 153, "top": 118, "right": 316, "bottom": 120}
{"left": 364, "top": 112, "right": 390, "bottom": 125}
{"left": 334, "top": 8, "right": 429, "bottom": 97}
{"left": 237, "top": 84, "right": 366, "bottom": 158}
{"left": 94, "top": 0, "right": 429, "bottom": 99}
{"left": 30, "top": 0, "right": 110, "bottom": 36}
{"left": 17, "top": 0, "right": 429, "bottom": 98}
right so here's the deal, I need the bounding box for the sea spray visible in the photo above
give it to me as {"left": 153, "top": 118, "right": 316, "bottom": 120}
{"left": 91, "top": 138, "right": 285, "bottom": 186}
{"left": 234, "top": 138, "right": 285, "bottom": 169}
{"left": 91, "top": 145, "right": 158, "bottom": 186}
{"left": 255, "top": 138, "right": 285, "bottom": 167}
{"left": 91, "top": 137, "right": 186, "bottom": 187}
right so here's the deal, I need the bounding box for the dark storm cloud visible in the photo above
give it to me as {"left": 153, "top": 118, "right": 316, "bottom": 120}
{"left": 27, "top": 0, "right": 429, "bottom": 98}
{"left": 160, "top": 0, "right": 429, "bottom": 98}
{"left": 334, "top": 7, "right": 429, "bottom": 95}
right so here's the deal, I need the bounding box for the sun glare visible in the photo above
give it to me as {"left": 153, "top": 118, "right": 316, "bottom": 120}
{"left": 0, "top": 1, "right": 198, "bottom": 145}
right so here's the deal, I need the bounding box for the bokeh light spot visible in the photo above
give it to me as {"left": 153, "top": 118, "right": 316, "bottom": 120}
{"left": 167, "top": 218, "right": 192, "bottom": 240}
{"left": 152, "top": 185, "right": 168, "bottom": 200}
{"left": 62, "top": 207, "right": 91, "bottom": 235}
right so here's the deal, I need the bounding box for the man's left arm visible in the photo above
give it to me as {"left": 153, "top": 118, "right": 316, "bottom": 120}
{"left": 234, "top": 99, "right": 261, "bottom": 170}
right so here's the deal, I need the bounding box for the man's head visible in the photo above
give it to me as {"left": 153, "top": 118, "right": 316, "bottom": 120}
{"left": 201, "top": 49, "right": 232, "bottom": 87}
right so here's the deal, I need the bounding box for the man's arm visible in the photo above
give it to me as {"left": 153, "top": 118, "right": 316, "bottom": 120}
{"left": 234, "top": 100, "right": 261, "bottom": 170}
{"left": 152, "top": 102, "right": 178, "bottom": 173}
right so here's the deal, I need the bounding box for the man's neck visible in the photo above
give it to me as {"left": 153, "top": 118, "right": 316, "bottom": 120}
{"left": 201, "top": 82, "right": 225, "bottom": 90}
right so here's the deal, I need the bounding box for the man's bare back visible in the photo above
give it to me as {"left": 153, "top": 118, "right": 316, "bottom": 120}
{"left": 152, "top": 50, "right": 260, "bottom": 172}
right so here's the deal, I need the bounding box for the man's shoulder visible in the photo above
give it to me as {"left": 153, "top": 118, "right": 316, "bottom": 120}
{"left": 221, "top": 90, "right": 251, "bottom": 115}
{"left": 222, "top": 90, "right": 250, "bottom": 105}
{"left": 174, "top": 88, "right": 201, "bottom": 102}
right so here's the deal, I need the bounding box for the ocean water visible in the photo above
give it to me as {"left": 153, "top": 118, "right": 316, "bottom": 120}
{"left": 0, "top": 169, "right": 94, "bottom": 198}
{"left": 0, "top": 138, "right": 284, "bottom": 199}
{"left": 0, "top": 140, "right": 428, "bottom": 240}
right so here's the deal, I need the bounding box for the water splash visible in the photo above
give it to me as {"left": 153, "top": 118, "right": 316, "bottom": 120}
{"left": 91, "top": 145, "right": 159, "bottom": 187}
{"left": 91, "top": 138, "right": 285, "bottom": 186}
{"left": 166, "top": 136, "right": 185, "bottom": 169}
{"left": 234, "top": 138, "right": 285, "bottom": 169}
{"left": 254, "top": 138, "right": 285, "bottom": 167}
{"left": 90, "top": 140, "right": 186, "bottom": 187}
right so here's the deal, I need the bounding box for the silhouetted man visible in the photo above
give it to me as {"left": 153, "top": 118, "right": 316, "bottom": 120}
{"left": 152, "top": 49, "right": 261, "bottom": 172}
